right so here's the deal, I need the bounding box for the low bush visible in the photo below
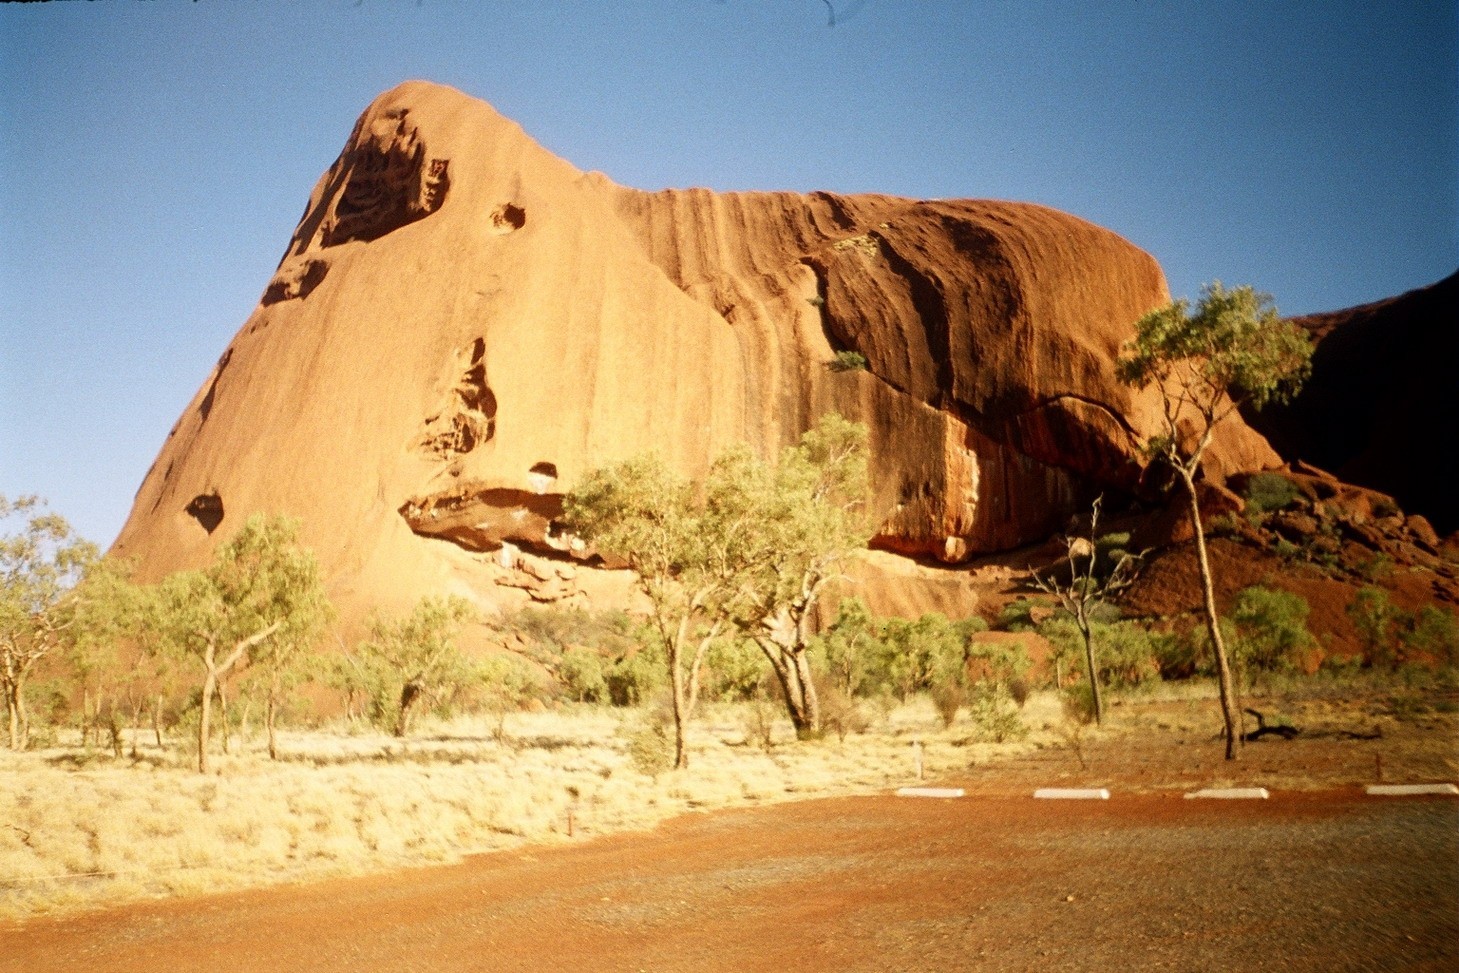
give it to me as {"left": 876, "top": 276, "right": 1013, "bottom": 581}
{"left": 967, "top": 683, "right": 1026, "bottom": 742}
{"left": 1231, "top": 585, "right": 1316, "bottom": 681}
{"left": 1243, "top": 472, "right": 1303, "bottom": 516}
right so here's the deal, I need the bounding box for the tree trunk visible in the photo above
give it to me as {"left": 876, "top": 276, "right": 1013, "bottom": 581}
{"left": 1079, "top": 620, "right": 1104, "bottom": 725}
{"left": 106, "top": 704, "right": 123, "bottom": 759}
{"left": 669, "top": 633, "right": 689, "bottom": 770}
{"left": 129, "top": 697, "right": 144, "bottom": 759}
{"left": 198, "top": 667, "right": 216, "bottom": 774}
{"left": 760, "top": 643, "right": 811, "bottom": 737}
{"left": 217, "top": 680, "right": 231, "bottom": 755}
{"left": 14, "top": 686, "right": 26, "bottom": 750}
{"left": 266, "top": 693, "right": 278, "bottom": 761}
{"left": 791, "top": 650, "right": 820, "bottom": 739}
{"left": 1183, "top": 473, "right": 1242, "bottom": 760}
{"left": 153, "top": 693, "right": 164, "bottom": 747}
{"left": 81, "top": 686, "right": 93, "bottom": 749}
{"left": 5, "top": 680, "right": 21, "bottom": 750}
{"left": 395, "top": 681, "right": 420, "bottom": 738}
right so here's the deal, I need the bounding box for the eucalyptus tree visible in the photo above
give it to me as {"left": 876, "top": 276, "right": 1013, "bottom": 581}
{"left": 565, "top": 414, "right": 869, "bottom": 767}
{"left": 1, "top": 495, "right": 99, "bottom": 749}
{"left": 356, "top": 594, "right": 476, "bottom": 738}
{"left": 1117, "top": 283, "right": 1311, "bottom": 758}
{"left": 146, "top": 514, "right": 330, "bottom": 772}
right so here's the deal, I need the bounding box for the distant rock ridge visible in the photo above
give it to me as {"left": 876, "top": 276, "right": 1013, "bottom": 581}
{"left": 1249, "top": 270, "right": 1459, "bottom": 534}
{"left": 111, "top": 80, "right": 1282, "bottom": 629}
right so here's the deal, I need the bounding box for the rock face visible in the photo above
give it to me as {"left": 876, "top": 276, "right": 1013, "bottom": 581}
{"left": 1248, "top": 271, "right": 1459, "bottom": 534}
{"left": 111, "top": 81, "right": 1280, "bottom": 628}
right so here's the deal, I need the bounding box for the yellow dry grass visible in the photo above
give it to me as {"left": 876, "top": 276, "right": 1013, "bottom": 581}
{"left": 3, "top": 680, "right": 1454, "bottom": 921}
{"left": 0, "top": 697, "right": 1043, "bottom": 920}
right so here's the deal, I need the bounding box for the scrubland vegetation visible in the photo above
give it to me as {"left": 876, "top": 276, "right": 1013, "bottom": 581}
{"left": 3, "top": 286, "right": 1455, "bottom": 919}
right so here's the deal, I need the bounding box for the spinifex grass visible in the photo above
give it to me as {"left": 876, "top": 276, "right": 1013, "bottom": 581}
{"left": 4, "top": 682, "right": 1454, "bottom": 920}
{"left": 0, "top": 698, "right": 1036, "bottom": 919}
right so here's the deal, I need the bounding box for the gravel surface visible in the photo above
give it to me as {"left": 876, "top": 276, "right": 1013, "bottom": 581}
{"left": 4, "top": 792, "right": 1455, "bottom": 973}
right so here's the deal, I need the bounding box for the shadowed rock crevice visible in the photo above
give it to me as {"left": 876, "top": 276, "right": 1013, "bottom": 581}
{"left": 420, "top": 338, "right": 496, "bottom": 458}
{"left": 489, "top": 203, "right": 525, "bottom": 234}
{"left": 185, "top": 492, "right": 224, "bottom": 534}
{"left": 198, "top": 349, "right": 233, "bottom": 423}
{"left": 262, "top": 257, "right": 329, "bottom": 306}
{"left": 289, "top": 105, "right": 451, "bottom": 254}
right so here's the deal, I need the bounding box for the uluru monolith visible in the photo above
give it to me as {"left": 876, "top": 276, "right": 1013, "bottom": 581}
{"left": 111, "top": 81, "right": 1281, "bottom": 631}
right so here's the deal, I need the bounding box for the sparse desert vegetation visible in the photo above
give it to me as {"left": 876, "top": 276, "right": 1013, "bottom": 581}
{"left": 3, "top": 670, "right": 1456, "bottom": 921}
{"left": 0, "top": 695, "right": 1042, "bottom": 918}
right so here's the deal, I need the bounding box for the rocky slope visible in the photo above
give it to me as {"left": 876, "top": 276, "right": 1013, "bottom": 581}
{"left": 111, "top": 80, "right": 1283, "bottom": 630}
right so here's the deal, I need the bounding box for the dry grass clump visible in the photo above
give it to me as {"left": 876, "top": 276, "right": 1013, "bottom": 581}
{"left": 0, "top": 698, "right": 1041, "bottom": 919}
{"left": 6, "top": 680, "right": 1453, "bottom": 921}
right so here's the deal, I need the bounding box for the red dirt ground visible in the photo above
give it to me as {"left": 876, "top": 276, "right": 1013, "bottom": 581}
{"left": 4, "top": 785, "right": 1455, "bottom": 973}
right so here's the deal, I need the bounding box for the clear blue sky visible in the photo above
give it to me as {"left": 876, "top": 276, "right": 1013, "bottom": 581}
{"left": 2, "top": 0, "right": 1455, "bottom": 548}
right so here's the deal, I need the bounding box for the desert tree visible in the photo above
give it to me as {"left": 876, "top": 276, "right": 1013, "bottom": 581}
{"left": 145, "top": 513, "right": 330, "bottom": 772}
{"left": 565, "top": 454, "right": 732, "bottom": 769}
{"left": 1030, "top": 496, "right": 1144, "bottom": 725}
{"left": 356, "top": 594, "right": 477, "bottom": 738}
{"left": 1117, "top": 282, "right": 1312, "bottom": 759}
{"left": 731, "top": 414, "right": 870, "bottom": 738}
{"left": 565, "top": 414, "right": 869, "bottom": 766}
{"left": 62, "top": 557, "right": 162, "bottom": 756}
{"left": 0, "top": 495, "right": 99, "bottom": 749}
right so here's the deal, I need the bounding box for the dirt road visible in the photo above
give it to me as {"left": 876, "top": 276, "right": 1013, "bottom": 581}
{"left": 4, "top": 790, "right": 1455, "bottom": 973}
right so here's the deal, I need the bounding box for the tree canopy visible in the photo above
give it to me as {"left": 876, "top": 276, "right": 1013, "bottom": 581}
{"left": 1117, "top": 282, "right": 1312, "bottom": 474}
{"left": 1117, "top": 283, "right": 1312, "bottom": 759}
{"left": 1, "top": 495, "right": 100, "bottom": 749}
{"left": 145, "top": 513, "right": 330, "bottom": 771}
{"left": 564, "top": 413, "right": 869, "bottom": 767}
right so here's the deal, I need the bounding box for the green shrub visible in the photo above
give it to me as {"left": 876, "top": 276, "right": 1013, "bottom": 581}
{"left": 829, "top": 349, "right": 868, "bottom": 372}
{"left": 817, "top": 679, "right": 869, "bottom": 742}
{"left": 1061, "top": 681, "right": 1097, "bottom": 725}
{"left": 557, "top": 646, "right": 609, "bottom": 703}
{"left": 965, "top": 637, "right": 1031, "bottom": 687}
{"left": 1231, "top": 585, "right": 1316, "bottom": 680}
{"left": 996, "top": 598, "right": 1039, "bottom": 632}
{"left": 929, "top": 681, "right": 966, "bottom": 729}
{"left": 1039, "top": 617, "right": 1161, "bottom": 690}
{"left": 811, "top": 597, "right": 883, "bottom": 698}
{"left": 1243, "top": 472, "right": 1303, "bottom": 516}
{"left": 968, "top": 683, "right": 1027, "bottom": 742}
{"left": 1347, "top": 586, "right": 1406, "bottom": 669}
{"left": 1158, "top": 618, "right": 1238, "bottom": 679}
{"left": 606, "top": 643, "right": 666, "bottom": 706}
{"left": 704, "top": 639, "right": 767, "bottom": 702}
{"left": 1405, "top": 605, "right": 1459, "bottom": 667}
{"left": 620, "top": 704, "right": 674, "bottom": 777}
{"left": 474, "top": 653, "right": 540, "bottom": 741}
{"left": 1356, "top": 553, "right": 1395, "bottom": 583}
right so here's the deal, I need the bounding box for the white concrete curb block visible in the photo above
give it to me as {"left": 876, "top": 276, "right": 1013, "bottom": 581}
{"left": 895, "top": 787, "right": 965, "bottom": 798}
{"left": 1033, "top": 788, "right": 1111, "bottom": 800}
{"left": 1185, "top": 787, "right": 1270, "bottom": 799}
{"left": 1366, "top": 783, "right": 1459, "bottom": 796}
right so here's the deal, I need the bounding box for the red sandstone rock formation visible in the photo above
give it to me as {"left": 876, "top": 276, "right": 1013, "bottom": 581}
{"left": 111, "top": 81, "right": 1281, "bottom": 629}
